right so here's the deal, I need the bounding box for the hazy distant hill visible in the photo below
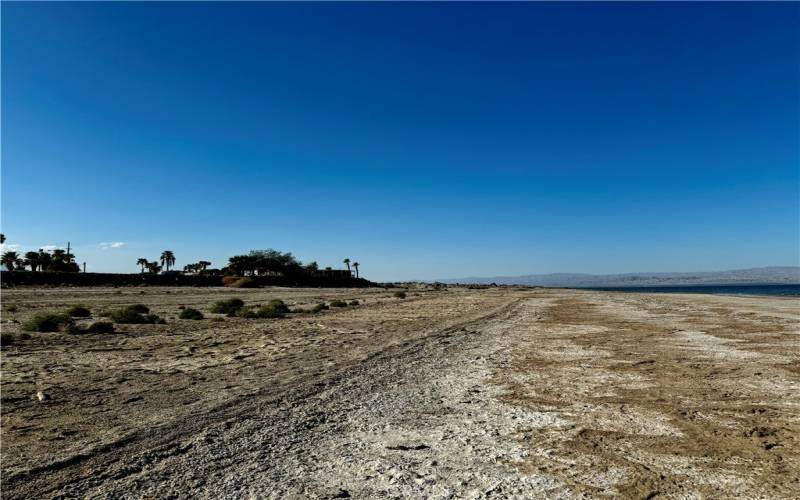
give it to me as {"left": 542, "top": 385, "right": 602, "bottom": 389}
{"left": 440, "top": 266, "right": 800, "bottom": 287}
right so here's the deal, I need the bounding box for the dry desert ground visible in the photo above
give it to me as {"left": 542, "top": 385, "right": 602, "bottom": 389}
{"left": 1, "top": 286, "right": 799, "bottom": 498}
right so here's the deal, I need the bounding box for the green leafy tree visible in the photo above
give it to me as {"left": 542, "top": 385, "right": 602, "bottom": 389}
{"left": 160, "top": 250, "right": 176, "bottom": 271}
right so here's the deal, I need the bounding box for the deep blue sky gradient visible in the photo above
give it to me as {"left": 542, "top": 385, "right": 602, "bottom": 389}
{"left": 3, "top": 2, "right": 798, "bottom": 280}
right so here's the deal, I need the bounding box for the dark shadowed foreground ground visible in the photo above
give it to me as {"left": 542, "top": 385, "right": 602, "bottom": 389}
{"left": 2, "top": 286, "right": 798, "bottom": 498}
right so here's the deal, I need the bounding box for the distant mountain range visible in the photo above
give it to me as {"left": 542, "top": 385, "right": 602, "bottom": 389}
{"left": 439, "top": 266, "right": 800, "bottom": 287}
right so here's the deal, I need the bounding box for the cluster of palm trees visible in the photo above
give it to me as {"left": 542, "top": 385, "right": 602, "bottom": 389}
{"left": 1, "top": 248, "right": 79, "bottom": 272}
{"left": 136, "top": 250, "right": 176, "bottom": 274}
{"left": 1, "top": 237, "right": 367, "bottom": 280}
{"left": 343, "top": 258, "right": 361, "bottom": 278}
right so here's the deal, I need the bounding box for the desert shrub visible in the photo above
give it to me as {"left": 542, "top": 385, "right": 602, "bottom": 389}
{"left": 349, "top": 300, "right": 360, "bottom": 306}
{"left": 66, "top": 305, "right": 91, "bottom": 318}
{"left": 1, "top": 333, "right": 14, "bottom": 345}
{"left": 4, "top": 304, "right": 18, "bottom": 313}
{"left": 290, "top": 307, "right": 309, "bottom": 313}
{"left": 226, "top": 277, "right": 258, "bottom": 288}
{"left": 237, "top": 299, "right": 289, "bottom": 318}
{"left": 179, "top": 308, "right": 204, "bottom": 320}
{"left": 266, "top": 299, "right": 290, "bottom": 313}
{"left": 87, "top": 322, "right": 116, "bottom": 334}
{"left": 210, "top": 317, "right": 225, "bottom": 322}
{"left": 256, "top": 301, "right": 288, "bottom": 318}
{"left": 178, "top": 305, "right": 186, "bottom": 310}
{"left": 312, "top": 303, "right": 329, "bottom": 313}
{"left": 256, "top": 308, "right": 284, "bottom": 318}
{"left": 110, "top": 307, "right": 147, "bottom": 324}
{"left": 146, "top": 314, "right": 166, "bottom": 324}
{"left": 18, "top": 332, "right": 31, "bottom": 340}
{"left": 393, "top": 291, "right": 407, "bottom": 299}
{"left": 22, "top": 313, "right": 72, "bottom": 332}
{"left": 330, "top": 299, "right": 348, "bottom": 308}
{"left": 210, "top": 298, "right": 245, "bottom": 316}
{"left": 67, "top": 324, "right": 85, "bottom": 335}
{"left": 236, "top": 306, "right": 259, "bottom": 319}
{"left": 109, "top": 306, "right": 163, "bottom": 324}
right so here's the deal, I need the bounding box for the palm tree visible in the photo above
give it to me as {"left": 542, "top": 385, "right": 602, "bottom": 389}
{"left": 2, "top": 251, "right": 22, "bottom": 271}
{"left": 343, "top": 258, "right": 351, "bottom": 275}
{"left": 136, "top": 258, "right": 148, "bottom": 273}
{"left": 352, "top": 262, "right": 360, "bottom": 279}
{"left": 51, "top": 249, "right": 67, "bottom": 263}
{"left": 38, "top": 249, "right": 52, "bottom": 271}
{"left": 147, "top": 262, "right": 162, "bottom": 274}
{"left": 160, "top": 250, "right": 176, "bottom": 272}
{"left": 24, "top": 251, "right": 40, "bottom": 271}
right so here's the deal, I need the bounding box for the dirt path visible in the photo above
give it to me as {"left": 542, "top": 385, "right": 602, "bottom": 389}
{"left": 2, "top": 288, "right": 798, "bottom": 498}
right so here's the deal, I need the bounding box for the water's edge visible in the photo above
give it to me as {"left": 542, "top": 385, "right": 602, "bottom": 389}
{"left": 578, "top": 284, "right": 800, "bottom": 296}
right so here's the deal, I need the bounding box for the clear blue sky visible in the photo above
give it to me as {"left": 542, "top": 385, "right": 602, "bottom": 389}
{"left": 2, "top": 2, "right": 798, "bottom": 281}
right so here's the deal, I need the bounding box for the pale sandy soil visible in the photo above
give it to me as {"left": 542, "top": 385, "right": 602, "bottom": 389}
{"left": 1, "top": 286, "right": 798, "bottom": 498}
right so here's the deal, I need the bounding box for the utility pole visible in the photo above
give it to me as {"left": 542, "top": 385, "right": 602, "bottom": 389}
{"left": 83, "top": 262, "right": 86, "bottom": 273}
{"left": 66, "top": 241, "right": 71, "bottom": 261}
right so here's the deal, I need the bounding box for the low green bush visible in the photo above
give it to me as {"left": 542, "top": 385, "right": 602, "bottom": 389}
{"left": 210, "top": 298, "right": 245, "bottom": 316}
{"left": 5, "top": 304, "right": 18, "bottom": 313}
{"left": 110, "top": 308, "right": 147, "bottom": 324}
{"left": 393, "top": 291, "right": 407, "bottom": 299}
{"left": 312, "top": 303, "right": 329, "bottom": 313}
{"left": 109, "top": 306, "right": 163, "bottom": 324}
{"left": 1, "top": 333, "right": 14, "bottom": 345}
{"left": 232, "top": 302, "right": 287, "bottom": 319}
{"left": 265, "top": 299, "right": 289, "bottom": 313}
{"left": 256, "top": 305, "right": 286, "bottom": 318}
{"left": 349, "top": 300, "right": 360, "bottom": 306}
{"left": 68, "top": 321, "right": 116, "bottom": 335}
{"left": 179, "top": 308, "right": 204, "bottom": 320}
{"left": 66, "top": 305, "right": 91, "bottom": 318}
{"left": 210, "top": 317, "right": 225, "bottom": 322}
{"left": 22, "top": 313, "right": 73, "bottom": 332}
{"left": 330, "top": 299, "right": 348, "bottom": 308}
{"left": 236, "top": 306, "right": 259, "bottom": 319}
{"left": 87, "top": 322, "right": 116, "bottom": 334}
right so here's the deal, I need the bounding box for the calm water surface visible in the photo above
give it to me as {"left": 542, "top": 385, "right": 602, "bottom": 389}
{"left": 583, "top": 284, "right": 800, "bottom": 296}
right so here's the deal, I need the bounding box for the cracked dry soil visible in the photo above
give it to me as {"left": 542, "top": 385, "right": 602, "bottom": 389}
{"left": 2, "top": 287, "right": 798, "bottom": 498}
